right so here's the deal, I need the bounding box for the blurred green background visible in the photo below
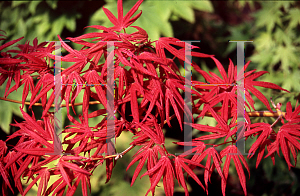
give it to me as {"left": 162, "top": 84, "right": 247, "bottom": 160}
{"left": 1, "top": 0, "right": 300, "bottom": 195}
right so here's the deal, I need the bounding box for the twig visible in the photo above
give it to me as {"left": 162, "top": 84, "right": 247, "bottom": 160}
{"left": 89, "top": 145, "right": 135, "bottom": 161}
{"left": 0, "top": 96, "right": 286, "bottom": 117}
{"left": 0, "top": 97, "right": 101, "bottom": 107}
{"left": 192, "top": 108, "right": 285, "bottom": 118}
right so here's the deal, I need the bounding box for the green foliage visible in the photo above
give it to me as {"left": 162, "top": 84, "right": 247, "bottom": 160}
{"left": 0, "top": 1, "right": 80, "bottom": 44}
{"left": 221, "top": 1, "right": 299, "bottom": 113}
{"left": 0, "top": 80, "right": 26, "bottom": 134}
{"left": 250, "top": 2, "right": 300, "bottom": 93}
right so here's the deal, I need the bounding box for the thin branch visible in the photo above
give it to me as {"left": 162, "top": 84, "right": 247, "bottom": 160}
{"left": 0, "top": 96, "right": 286, "bottom": 117}
{"left": 0, "top": 97, "right": 32, "bottom": 105}
{"left": 48, "top": 67, "right": 66, "bottom": 70}
{"left": 192, "top": 108, "right": 285, "bottom": 118}
{"left": 89, "top": 145, "right": 135, "bottom": 161}
{"left": 0, "top": 97, "right": 101, "bottom": 107}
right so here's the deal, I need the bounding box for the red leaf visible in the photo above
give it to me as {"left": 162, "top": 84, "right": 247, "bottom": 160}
{"left": 131, "top": 84, "right": 140, "bottom": 123}
{"left": 0, "top": 161, "right": 14, "bottom": 193}
{"left": 141, "top": 156, "right": 175, "bottom": 196}
{"left": 0, "top": 36, "right": 23, "bottom": 51}
{"left": 57, "top": 160, "right": 73, "bottom": 188}
{"left": 174, "top": 156, "right": 205, "bottom": 195}
{"left": 220, "top": 145, "right": 250, "bottom": 196}
{"left": 103, "top": 0, "right": 143, "bottom": 31}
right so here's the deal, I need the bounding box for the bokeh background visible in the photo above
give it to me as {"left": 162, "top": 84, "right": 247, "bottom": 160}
{"left": 1, "top": 0, "right": 300, "bottom": 195}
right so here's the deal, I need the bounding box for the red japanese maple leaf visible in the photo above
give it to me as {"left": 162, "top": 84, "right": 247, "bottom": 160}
{"left": 193, "top": 57, "right": 289, "bottom": 123}
{"left": 141, "top": 155, "right": 175, "bottom": 196}
{"left": 103, "top": 0, "right": 143, "bottom": 31}
{"left": 264, "top": 104, "right": 300, "bottom": 169}
{"left": 220, "top": 145, "right": 250, "bottom": 196}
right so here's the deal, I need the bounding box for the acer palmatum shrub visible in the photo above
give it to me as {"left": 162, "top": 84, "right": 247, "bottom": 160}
{"left": 0, "top": 0, "right": 299, "bottom": 195}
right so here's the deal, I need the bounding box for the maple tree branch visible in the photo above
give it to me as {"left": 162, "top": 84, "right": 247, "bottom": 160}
{"left": 48, "top": 67, "right": 66, "bottom": 70}
{"left": 192, "top": 109, "right": 285, "bottom": 118}
{"left": 0, "top": 96, "right": 286, "bottom": 118}
{"left": 0, "top": 97, "right": 101, "bottom": 107}
{"left": 89, "top": 145, "right": 135, "bottom": 161}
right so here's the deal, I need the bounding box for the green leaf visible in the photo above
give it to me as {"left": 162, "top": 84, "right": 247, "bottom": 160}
{"left": 191, "top": 1, "right": 214, "bottom": 13}
{"left": 138, "top": 1, "right": 171, "bottom": 22}
{"left": 223, "top": 24, "right": 253, "bottom": 57}
{"left": 65, "top": 17, "right": 76, "bottom": 32}
{"left": 28, "top": 1, "right": 41, "bottom": 15}
{"left": 272, "top": 44, "right": 298, "bottom": 73}
{"left": 234, "top": 1, "right": 255, "bottom": 11}
{"left": 253, "top": 32, "right": 275, "bottom": 52}
{"left": 135, "top": 3, "right": 173, "bottom": 40}
{"left": 274, "top": 28, "right": 293, "bottom": 46}
{"left": 8, "top": 7, "right": 20, "bottom": 25}
{"left": 281, "top": 70, "right": 300, "bottom": 92}
{"left": 171, "top": 1, "right": 195, "bottom": 23}
{"left": 51, "top": 15, "right": 66, "bottom": 36}
{"left": 274, "top": 1, "right": 293, "bottom": 12}
{"left": 36, "top": 12, "right": 50, "bottom": 38}
{"left": 250, "top": 53, "right": 273, "bottom": 70}
{"left": 46, "top": 0, "right": 58, "bottom": 9}
{"left": 285, "top": 8, "right": 300, "bottom": 30}
{"left": 254, "top": 3, "right": 283, "bottom": 32}
{"left": 0, "top": 80, "right": 25, "bottom": 134}
{"left": 14, "top": 18, "right": 27, "bottom": 41}
{"left": 11, "top": 1, "right": 28, "bottom": 8}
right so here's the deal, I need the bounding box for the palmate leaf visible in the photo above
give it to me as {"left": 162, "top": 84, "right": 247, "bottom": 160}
{"left": 90, "top": 0, "right": 213, "bottom": 41}
{"left": 103, "top": 0, "right": 143, "bottom": 31}
{"left": 83, "top": 70, "right": 107, "bottom": 108}
{"left": 14, "top": 108, "right": 54, "bottom": 149}
{"left": 55, "top": 158, "right": 92, "bottom": 193}
{"left": 166, "top": 87, "right": 183, "bottom": 130}
{"left": 285, "top": 101, "right": 300, "bottom": 122}
{"left": 46, "top": 177, "right": 67, "bottom": 196}
{"left": 3, "top": 151, "right": 24, "bottom": 195}
{"left": 127, "top": 143, "right": 166, "bottom": 195}
{"left": 141, "top": 155, "right": 175, "bottom": 196}
{"left": 259, "top": 101, "right": 300, "bottom": 169}
{"left": 191, "top": 106, "right": 231, "bottom": 141}
{"left": 245, "top": 123, "right": 272, "bottom": 159}
{"left": 155, "top": 37, "right": 212, "bottom": 64}
{"left": 126, "top": 142, "right": 158, "bottom": 186}
{"left": 0, "top": 161, "right": 14, "bottom": 194}
{"left": 22, "top": 168, "right": 50, "bottom": 196}
{"left": 174, "top": 156, "right": 205, "bottom": 196}
{"left": 265, "top": 122, "right": 300, "bottom": 170}
{"left": 29, "top": 73, "right": 54, "bottom": 113}
{"left": 220, "top": 145, "right": 250, "bottom": 196}
{"left": 193, "top": 58, "right": 240, "bottom": 122}
{"left": 189, "top": 147, "right": 224, "bottom": 194}
{"left": 66, "top": 173, "right": 91, "bottom": 196}
{"left": 5, "top": 74, "right": 34, "bottom": 109}
{"left": 194, "top": 57, "right": 289, "bottom": 123}
{"left": 174, "top": 140, "right": 206, "bottom": 158}
{"left": 135, "top": 116, "right": 165, "bottom": 146}
{"left": 254, "top": 139, "right": 275, "bottom": 168}
{"left": 175, "top": 142, "right": 223, "bottom": 194}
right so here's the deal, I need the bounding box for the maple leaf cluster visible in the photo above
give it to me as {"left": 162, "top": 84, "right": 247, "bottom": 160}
{"left": 0, "top": 0, "right": 299, "bottom": 196}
